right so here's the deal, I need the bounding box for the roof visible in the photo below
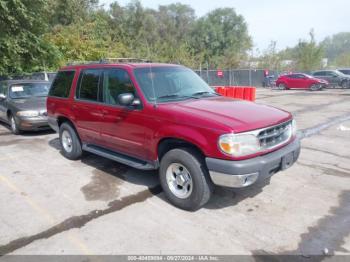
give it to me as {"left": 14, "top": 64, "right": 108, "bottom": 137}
{"left": 61, "top": 62, "right": 183, "bottom": 71}
{"left": 0, "top": 79, "right": 50, "bottom": 85}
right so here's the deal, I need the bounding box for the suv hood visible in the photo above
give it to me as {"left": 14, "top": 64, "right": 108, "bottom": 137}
{"left": 173, "top": 96, "right": 291, "bottom": 133}
{"left": 10, "top": 96, "right": 47, "bottom": 111}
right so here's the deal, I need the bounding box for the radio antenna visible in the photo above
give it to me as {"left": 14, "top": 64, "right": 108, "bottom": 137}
{"left": 146, "top": 41, "right": 157, "bottom": 108}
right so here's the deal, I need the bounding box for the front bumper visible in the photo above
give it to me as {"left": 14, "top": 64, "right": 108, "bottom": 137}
{"left": 206, "top": 138, "right": 301, "bottom": 188}
{"left": 17, "top": 117, "right": 51, "bottom": 131}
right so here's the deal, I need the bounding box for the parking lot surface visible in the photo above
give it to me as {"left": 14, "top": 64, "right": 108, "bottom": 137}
{"left": 0, "top": 88, "right": 350, "bottom": 256}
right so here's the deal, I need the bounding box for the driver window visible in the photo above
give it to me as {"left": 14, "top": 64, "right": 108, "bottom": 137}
{"left": 103, "top": 69, "right": 135, "bottom": 106}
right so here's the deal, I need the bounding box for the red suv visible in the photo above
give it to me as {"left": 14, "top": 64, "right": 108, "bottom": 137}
{"left": 47, "top": 61, "right": 300, "bottom": 210}
{"left": 276, "top": 73, "right": 328, "bottom": 91}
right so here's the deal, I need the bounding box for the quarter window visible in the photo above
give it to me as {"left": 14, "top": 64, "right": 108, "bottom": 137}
{"left": 78, "top": 70, "right": 101, "bottom": 101}
{"left": 49, "top": 71, "right": 75, "bottom": 98}
{"left": 103, "top": 69, "right": 135, "bottom": 105}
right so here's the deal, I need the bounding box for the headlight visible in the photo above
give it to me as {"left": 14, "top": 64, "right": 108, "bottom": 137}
{"left": 292, "top": 119, "right": 297, "bottom": 136}
{"left": 219, "top": 119, "right": 296, "bottom": 157}
{"left": 218, "top": 133, "right": 260, "bottom": 157}
{"left": 16, "top": 110, "right": 39, "bottom": 117}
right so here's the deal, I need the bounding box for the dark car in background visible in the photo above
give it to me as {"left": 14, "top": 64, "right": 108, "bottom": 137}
{"left": 275, "top": 73, "right": 328, "bottom": 91}
{"left": 0, "top": 80, "right": 51, "bottom": 134}
{"left": 312, "top": 70, "right": 350, "bottom": 88}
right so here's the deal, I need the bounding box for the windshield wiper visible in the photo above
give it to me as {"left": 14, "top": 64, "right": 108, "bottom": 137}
{"left": 157, "top": 94, "right": 181, "bottom": 99}
{"left": 157, "top": 94, "right": 199, "bottom": 100}
{"left": 191, "top": 91, "right": 217, "bottom": 97}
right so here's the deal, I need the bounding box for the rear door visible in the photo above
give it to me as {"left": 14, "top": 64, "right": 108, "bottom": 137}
{"left": 98, "top": 68, "right": 146, "bottom": 159}
{"left": 73, "top": 69, "right": 104, "bottom": 144}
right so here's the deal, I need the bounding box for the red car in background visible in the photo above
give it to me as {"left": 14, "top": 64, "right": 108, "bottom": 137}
{"left": 275, "top": 73, "right": 328, "bottom": 91}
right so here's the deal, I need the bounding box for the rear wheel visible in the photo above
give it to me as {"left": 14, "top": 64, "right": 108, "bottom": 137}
{"left": 278, "top": 83, "right": 287, "bottom": 90}
{"left": 9, "top": 114, "right": 20, "bottom": 135}
{"left": 59, "top": 122, "right": 82, "bottom": 160}
{"left": 159, "top": 148, "right": 213, "bottom": 211}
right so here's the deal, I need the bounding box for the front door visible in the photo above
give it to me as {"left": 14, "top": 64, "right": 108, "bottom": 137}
{"left": 99, "top": 68, "right": 146, "bottom": 160}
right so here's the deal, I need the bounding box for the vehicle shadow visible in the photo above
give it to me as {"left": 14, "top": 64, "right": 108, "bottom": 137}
{"left": 48, "top": 137, "right": 271, "bottom": 210}
{"left": 204, "top": 178, "right": 271, "bottom": 209}
{"left": 0, "top": 121, "right": 55, "bottom": 137}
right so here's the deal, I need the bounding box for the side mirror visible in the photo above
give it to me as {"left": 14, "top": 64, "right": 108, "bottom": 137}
{"left": 118, "top": 93, "right": 140, "bottom": 107}
{"left": 0, "top": 93, "right": 6, "bottom": 100}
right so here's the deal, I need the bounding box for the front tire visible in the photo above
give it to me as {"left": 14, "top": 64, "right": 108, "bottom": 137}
{"left": 310, "top": 84, "right": 319, "bottom": 91}
{"left": 9, "top": 115, "right": 21, "bottom": 135}
{"left": 340, "top": 80, "right": 348, "bottom": 89}
{"left": 59, "top": 122, "right": 82, "bottom": 160}
{"left": 159, "top": 148, "right": 213, "bottom": 211}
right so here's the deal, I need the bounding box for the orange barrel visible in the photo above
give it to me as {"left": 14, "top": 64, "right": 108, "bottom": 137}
{"left": 250, "top": 87, "right": 256, "bottom": 101}
{"left": 226, "top": 87, "right": 236, "bottom": 98}
{"left": 244, "top": 87, "right": 252, "bottom": 101}
{"left": 215, "top": 86, "right": 226, "bottom": 95}
{"left": 235, "top": 87, "right": 244, "bottom": 99}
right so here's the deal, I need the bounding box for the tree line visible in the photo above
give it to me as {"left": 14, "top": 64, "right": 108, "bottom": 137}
{"left": 0, "top": 0, "right": 252, "bottom": 75}
{"left": 0, "top": 0, "right": 349, "bottom": 76}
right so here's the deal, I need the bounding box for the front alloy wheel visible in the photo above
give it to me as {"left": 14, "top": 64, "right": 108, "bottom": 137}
{"left": 10, "top": 115, "right": 20, "bottom": 135}
{"left": 59, "top": 122, "right": 82, "bottom": 160}
{"left": 159, "top": 148, "right": 213, "bottom": 211}
{"left": 61, "top": 130, "right": 73, "bottom": 153}
{"left": 166, "top": 163, "right": 193, "bottom": 199}
{"left": 310, "top": 84, "right": 320, "bottom": 91}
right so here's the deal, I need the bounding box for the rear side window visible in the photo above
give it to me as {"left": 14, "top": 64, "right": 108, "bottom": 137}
{"left": 313, "top": 72, "right": 323, "bottom": 76}
{"left": 0, "top": 82, "right": 6, "bottom": 95}
{"left": 103, "top": 69, "right": 135, "bottom": 105}
{"left": 49, "top": 71, "right": 75, "bottom": 98}
{"left": 77, "top": 69, "right": 101, "bottom": 101}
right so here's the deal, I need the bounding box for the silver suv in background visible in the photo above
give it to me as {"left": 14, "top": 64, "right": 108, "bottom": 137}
{"left": 312, "top": 70, "right": 350, "bottom": 88}
{"left": 338, "top": 68, "right": 350, "bottom": 76}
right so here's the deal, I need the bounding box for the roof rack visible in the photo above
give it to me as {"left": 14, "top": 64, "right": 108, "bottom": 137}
{"left": 66, "top": 58, "right": 152, "bottom": 66}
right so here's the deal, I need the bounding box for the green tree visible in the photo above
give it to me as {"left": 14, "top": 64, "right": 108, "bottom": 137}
{"left": 321, "top": 32, "right": 350, "bottom": 66}
{"left": 257, "top": 41, "right": 284, "bottom": 70}
{"left": 0, "top": 0, "right": 59, "bottom": 75}
{"left": 48, "top": 0, "right": 99, "bottom": 26}
{"left": 192, "top": 8, "right": 252, "bottom": 68}
{"left": 294, "top": 30, "right": 324, "bottom": 71}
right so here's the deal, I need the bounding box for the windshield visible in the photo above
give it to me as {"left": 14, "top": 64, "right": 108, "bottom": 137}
{"left": 335, "top": 70, "right": 347, "bottom": 77}
{"left": 134, "top": 66, "right": 216, "bottom": 102}
{"left": 9, "top": 83, "right": 50, "bottom": 99}
{"left": 304, "top": 74, "right": 313, "bottom": 78}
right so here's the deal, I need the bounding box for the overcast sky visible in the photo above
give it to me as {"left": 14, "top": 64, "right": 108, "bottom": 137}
{"left": 100, "top": 0, "right": 349, "bottom": 51}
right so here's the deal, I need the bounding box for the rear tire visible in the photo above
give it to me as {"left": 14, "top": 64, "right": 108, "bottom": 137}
{"left": 9, "top": 114, "right": 21, "bottom": 135}
{"left": 59, "top": 122, "right": 82, "bottom": 160}
{"left": 278, "top": 83, "right": 287, "bottom": 90}
{"left": 159, "top": 148, "right": 213, "bottom": 211}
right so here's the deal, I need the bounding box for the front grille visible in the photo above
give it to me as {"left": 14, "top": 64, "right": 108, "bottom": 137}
{"left": 258, "top": 121, "right": 292, "bottom": 150}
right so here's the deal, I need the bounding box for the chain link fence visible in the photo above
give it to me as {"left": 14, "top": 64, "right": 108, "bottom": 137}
{"left": 194, "top": 69, "right": 281, "bottom": 87}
